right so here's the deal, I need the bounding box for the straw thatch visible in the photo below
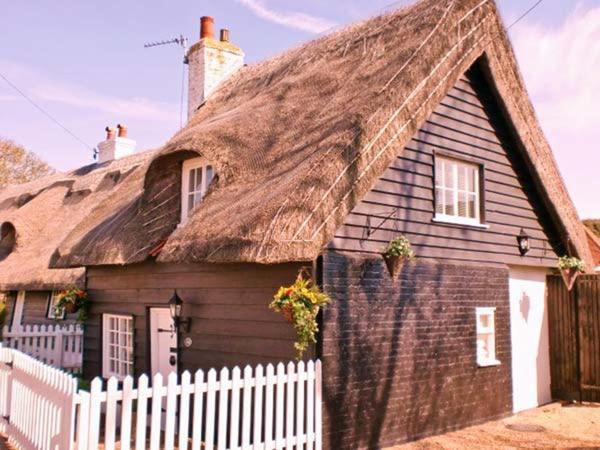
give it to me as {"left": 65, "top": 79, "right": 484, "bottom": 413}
{"left": 52, "top": 0, "right": 593, "bottom": 269}
{"left": 0, "top": 150, "right": 155, "bottom": 290}
{"left": 584, "top": 226, "right": 600, "bottom": 270}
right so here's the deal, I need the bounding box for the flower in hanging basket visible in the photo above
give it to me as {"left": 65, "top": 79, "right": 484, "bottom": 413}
{"left": 382, "top": 235, "right": 415, "bottom": 280}
{"left": 54, "top": 287, "right": 89, "bottom": 322}
{"left": 557, "top": 256, "right": 585, "bottom": 291}
{"left": 270, "top": 276, "right": 331, "bottom": 359}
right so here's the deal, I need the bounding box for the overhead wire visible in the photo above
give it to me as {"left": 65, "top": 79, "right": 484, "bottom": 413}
{"left": 0, "top": 71, "right": 95, "bottom": 154}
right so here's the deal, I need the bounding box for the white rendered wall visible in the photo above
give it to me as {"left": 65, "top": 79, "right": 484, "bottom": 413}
{"left": 508, "top": 266, "right": 552, "bottom": 412}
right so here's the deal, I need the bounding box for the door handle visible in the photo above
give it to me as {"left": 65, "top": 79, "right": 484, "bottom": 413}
{"left": 169, "top": 355, "right": 177, "bottom": 366}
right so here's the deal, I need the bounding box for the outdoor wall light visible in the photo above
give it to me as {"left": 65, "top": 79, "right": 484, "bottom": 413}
{"left": 516, "top": 228, "right": 530, "bottom": 256}
{"left": 169, "top": 290, "right": 192, "bottom": 333}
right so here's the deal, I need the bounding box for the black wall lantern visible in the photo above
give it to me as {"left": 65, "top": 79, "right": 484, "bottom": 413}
{"left": 516, "top": 228, "right": 530, "bottom": 256}
{"left": 169, "top": 290, "right": 191, "bottom": 333}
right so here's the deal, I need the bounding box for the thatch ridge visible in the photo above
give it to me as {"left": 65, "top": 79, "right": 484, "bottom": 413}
{"left": 0, "top": 150, "right": 156, "bottom": 290}
{"left": 52, "top": 0, "right": 593, "bottom": 269}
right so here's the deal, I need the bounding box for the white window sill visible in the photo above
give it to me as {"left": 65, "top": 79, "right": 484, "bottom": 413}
{"left": 432, "top": 216, "right": 490, "bottom": 229}
{"left": 477, "top": 359, "right": 501, "bottom": 367}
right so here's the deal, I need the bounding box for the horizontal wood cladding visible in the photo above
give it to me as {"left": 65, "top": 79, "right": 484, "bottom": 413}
{"left": 83, "top": 261, "right": 303, "bottom": 380}
{"left": 321, "top": 251, "right": 513, "bottom": 449}
{"left": 330, "top": 68, "right": 562, "bottom": 267}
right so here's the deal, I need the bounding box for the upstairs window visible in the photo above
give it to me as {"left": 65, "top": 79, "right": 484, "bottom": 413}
{"left": 434, "top": 156, "right": 483, "bottom": 226}
{"left": 181, "top": 158, "right": 214, "bottom": 223}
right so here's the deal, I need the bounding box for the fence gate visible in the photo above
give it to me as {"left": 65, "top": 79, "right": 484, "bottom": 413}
{"left": 547, "top": 275, "right": 600, "bottom": 402}
{"left": 0, "top": 346, "right": 78, "bottom": 450}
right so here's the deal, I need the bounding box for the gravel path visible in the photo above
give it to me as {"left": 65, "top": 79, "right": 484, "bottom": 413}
{"left": 389, "top": 402, "right": 600, "bottom": 449}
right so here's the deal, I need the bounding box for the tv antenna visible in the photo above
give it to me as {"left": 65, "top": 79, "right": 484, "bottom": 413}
{"left": 144, "top": 34, "right": 189, "bottom": 128}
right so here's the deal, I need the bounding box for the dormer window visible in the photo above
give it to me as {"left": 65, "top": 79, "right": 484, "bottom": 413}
{"left": 181, "top": 158, "right": 214, "bottom": 222}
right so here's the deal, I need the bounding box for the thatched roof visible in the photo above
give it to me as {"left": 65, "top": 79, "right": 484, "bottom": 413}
{"left": 52, "top": 0, "right": 593, "bottom": 269}
{"left": 584, "top": 226, "right": 600, "bottom": 270}
{"left": 0, "top": 151, "right": 155, "bottom": 290}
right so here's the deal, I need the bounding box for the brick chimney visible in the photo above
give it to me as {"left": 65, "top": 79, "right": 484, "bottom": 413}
{"left": 97, "top": 124, "right": 137, "bottom": 163}
{"left": 186, "top": 16, "right": 245, "bottom": 119}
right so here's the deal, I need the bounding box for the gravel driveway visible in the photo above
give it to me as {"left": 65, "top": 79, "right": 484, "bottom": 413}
{"left": 389, "top": 402, "right": 600, "bottom": 449}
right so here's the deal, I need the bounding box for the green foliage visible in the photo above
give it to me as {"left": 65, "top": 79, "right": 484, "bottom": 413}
{"left": 270, "top": 277, "right": 331, "bottom": 359}
{"left": 54, "top": 287, "right": 89, "bottom": 322}
{"left": 558, "top": 256, "right": 585, "bottom": 272}
{"left": 0, "top": 298, "right": 6, "bottom": 328}
{"left": 383, "top": 235, "right": 415, "bottom": 259}
{"left": 0, "top": 138, "right": 54, "bottom": 188}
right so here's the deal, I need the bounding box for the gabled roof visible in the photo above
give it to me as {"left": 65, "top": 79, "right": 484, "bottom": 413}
{"left": 0, "top": 150, "right": 155, "bottom": 290}
{"left": 52, "top": 0, "right": 593, "bottom": 268}
{"left": 584, "top": 225, "right": 600, "bottom": 270}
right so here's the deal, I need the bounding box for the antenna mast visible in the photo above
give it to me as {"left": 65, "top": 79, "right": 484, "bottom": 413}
{"left": 144, "top": 34, "right": 189, "bottom": 128}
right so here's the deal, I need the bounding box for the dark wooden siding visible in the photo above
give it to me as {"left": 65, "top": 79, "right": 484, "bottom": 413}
{"left": 329, "top": 67, "right": 562, "bottom": 267}
{"left": 21, "top": 291, "right": 52, "bottom": 324}
{"left": 84, "top": 261, "right": 304, "bottom": 380}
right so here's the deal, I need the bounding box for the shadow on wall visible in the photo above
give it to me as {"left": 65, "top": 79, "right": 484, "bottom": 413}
{"left": 321, "top": 251, "right": 512, "bottom": 449}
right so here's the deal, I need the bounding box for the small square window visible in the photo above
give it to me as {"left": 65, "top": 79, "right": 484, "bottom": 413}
{"left": 434, "top": 156, "right": 485, "bottom": 227}
{"left": 476, "top": 307, "right": 500, "bottom": 367}
{"left": 102, "top": 314, "right": 134, "bottom": 380}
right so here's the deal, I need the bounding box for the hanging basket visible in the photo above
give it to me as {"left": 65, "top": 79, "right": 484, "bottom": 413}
{"left": 281, "top": 304, "right": 295, "bottom": 324}
{"left": 560, "top": 268, "right": 580, "bottom": 291}
{"left": 383, "top": 254, "right": 406, "bottom": 280}
{"left": 63, "top": 302, "right": 79, "bottom": 314}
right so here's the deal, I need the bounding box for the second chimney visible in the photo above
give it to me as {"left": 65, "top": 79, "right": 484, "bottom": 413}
{"left": 97, "top": 124, "right": 137, "bottom": 163}
{"left": 187, "top": 16, "right": 244, "bottom": 119}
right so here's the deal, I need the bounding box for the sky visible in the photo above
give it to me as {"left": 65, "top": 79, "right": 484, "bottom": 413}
{"left": 0, "top": 0, "right": 599, "bottom": 218}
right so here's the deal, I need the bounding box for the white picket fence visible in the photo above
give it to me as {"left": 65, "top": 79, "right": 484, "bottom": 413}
{"left": 0, "top": 344, "right": 322, "bottom": 450}
{"left": 0, "top": 345, "right": 78, "bottom": 448}
{"left": 1, "top": 324, "right": 83, "bottom": 371}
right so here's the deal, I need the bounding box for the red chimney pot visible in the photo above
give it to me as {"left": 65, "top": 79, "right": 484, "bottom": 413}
{"left": 105, "top": 126, "right": 116, "bottom": 140}
{"left": 200, "top": 16, "right": 215, "bottom": 40}
{"left": 117, "top": 124, "right": 128, "bottom": 138}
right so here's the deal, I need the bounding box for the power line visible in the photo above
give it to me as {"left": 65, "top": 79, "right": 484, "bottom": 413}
{"left": 508, "top": 0, "right": 545, "bottom": 29}
{"left": 0, "top": 71, "right": 95, "bottom": 152}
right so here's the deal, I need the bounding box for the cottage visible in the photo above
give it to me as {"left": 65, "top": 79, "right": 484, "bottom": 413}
{"left": 0, "top": 126, "right": 154, "bottom": 328}
{"left": 49, "top": 0, "right": 592, "bottom": 448}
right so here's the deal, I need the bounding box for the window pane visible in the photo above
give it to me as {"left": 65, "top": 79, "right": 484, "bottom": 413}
{"left": 195, "top": 168, "right": 203, "bottom": 191}
{"left": 435, "top": 160, "right": 443, "bottom": 188}
{"left": 444, "top": 161, "right": 454, "bottom": 189}
{"left": 206, "top": 165, "right": 214, "bottom": 187}
{"left": 444, "top": 190, "right": 454, "bottom": 216}
{"left": 468, "top": 194, "right": 477, "bottom": 219}
{"left": 457, "top": 191, "right": 467, "bottom": 217}
{"left": 188, "top": 168, "right": 195, "bottom": 193}
{"left": 458, "top": 166, "right": 467, "bottom": 191}
{"left": 470, "top": 167, "right": 478, "bottom": 194}
{"left": 435, "top": 188, "right": 444, "bottom": 214}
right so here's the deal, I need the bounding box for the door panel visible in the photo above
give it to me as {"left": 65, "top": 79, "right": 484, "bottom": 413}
{"left": 509, "top": 266, "right": 552, "bottom": 412}
{"left": 149, "top": 308, "right": 178, "bottom": 378}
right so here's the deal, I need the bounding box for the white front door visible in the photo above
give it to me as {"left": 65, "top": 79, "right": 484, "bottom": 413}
{"left": 149, "top": 308, "right": 178, "bottom": 378}
{"left": 508, "top": 266, "right": 552, "bottom": 412}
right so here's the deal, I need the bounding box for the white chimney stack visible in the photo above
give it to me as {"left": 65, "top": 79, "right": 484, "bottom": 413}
{"left": 187, "top": 16, "right": 245, "bottom": 119}
{"left": 97, "top": 124, "right": 136, "bottom": 163}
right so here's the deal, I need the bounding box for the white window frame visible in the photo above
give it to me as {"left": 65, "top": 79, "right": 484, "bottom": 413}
{"left": 476, "top": 307, "right": 500, "bottom": 367}
{"left": 102, "top": 314, "right": 134, "bottom": 380}
{"left": 181, "top": 158, "right": 214, "bottom": 223}
{"left": 47, "top": 291, "right": 65, "bottom": 319}
{"left": 434, "top": 155, "right": 487, "bottom": 228}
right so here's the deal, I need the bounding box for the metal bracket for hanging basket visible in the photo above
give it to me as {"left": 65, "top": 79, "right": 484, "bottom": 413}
{"left": 383, "top": 254, "right": 406, "bottom": 280}
{"left": 560, "top": 268, "right": 580, "bottom": 291}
